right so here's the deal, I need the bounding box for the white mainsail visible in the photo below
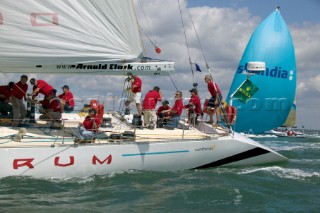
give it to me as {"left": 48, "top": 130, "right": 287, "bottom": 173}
{"left": 0, "top": 0, "right": 174, "bottom": 75}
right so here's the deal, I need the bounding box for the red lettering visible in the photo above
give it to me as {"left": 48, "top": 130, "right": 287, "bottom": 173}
{"left": 13, "top": 158, "right": 34, "bottom": 169}
{"left": 0, "top": 13, "right": 3, "bottom": 25}
{"left": 54, "top": 156, "right": 74, "bottom": 167}
{"left": 31, "top": 13, "right": 59, "bottom": 26}
{"left": 92, "top": 155, "right": 112, "bottom": 165}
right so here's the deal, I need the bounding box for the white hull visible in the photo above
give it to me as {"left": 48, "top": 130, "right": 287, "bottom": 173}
{"left": 274, "top": 133, "right": 305, "bottom": 138}
{"left": 0, "top": 122, "right": 286, "bottom": 178}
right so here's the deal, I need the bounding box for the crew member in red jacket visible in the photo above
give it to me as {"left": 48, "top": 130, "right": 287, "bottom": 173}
{"left": 156, "top": 100, "right": 171, "bottom": 126}
{"left": 0, "top": 82, "right": 14, "bottom": 116}
{"left": 29, "top": 78, "right": 54, "bottom": 100}
{"left": 58, "top": 85, "right": 75, "bottom": 113}
{"left": 162, "top": 91, "right": 183, "bottom": 128}
{"left": 205, "top": 75, "right": 222, "bottom": 124}
{"left": 184, "top": 88, "right": 201, "bottom": 125}
{"left": 39, "top": 89, "right": 62, "bottom": 121}
{"left": 142, "top": 86, "right": 162, "bottom": 128}
{"left": 78, "top": 108, "right": 102, "bottom": 141}
{"left": 10, "top": 75, "right": 28, "bottom": 126}
{"left": 125, "top": 72, "right": 142, "bottom": 115}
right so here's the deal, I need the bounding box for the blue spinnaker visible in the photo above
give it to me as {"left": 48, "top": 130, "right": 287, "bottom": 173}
{"left": 226, "top": 9, "right": 296, "bottom": 133}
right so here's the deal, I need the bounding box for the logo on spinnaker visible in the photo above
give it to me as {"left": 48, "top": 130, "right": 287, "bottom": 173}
{"left": 231, "top": 79, "right": 259, "bottom": 103}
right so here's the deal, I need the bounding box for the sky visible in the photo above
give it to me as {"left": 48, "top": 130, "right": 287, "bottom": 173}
{"left": 1, "top": 0, "right": 320, "bottom": 130}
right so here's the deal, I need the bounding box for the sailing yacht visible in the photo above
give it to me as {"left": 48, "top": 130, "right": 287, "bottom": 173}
{"left": 0, "top": 0, "right": 286, "bottom": 178}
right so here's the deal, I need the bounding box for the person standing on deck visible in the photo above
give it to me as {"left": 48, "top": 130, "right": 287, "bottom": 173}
{"left": 0, "top": 81, "right": 14, "bottom": 116}
{"left": 58, "top": 85, "right": 74, "bottom": 113}
{"left": 184, "top": 88, "right": 202, "bottom": 125}
{"left": 142, "top": 86, "right": 162, "bottom": 128}
{"left": 204, "top": 75, "right": 222, "bottom": 124}
{"left": 9, "top": 75, "right": 28, "bottom": 126}
{"left": 125, "top": 72, "right": 142, "bottom": 115}
{"left": 162, "top": 91, "right": 183, "bottom": 128}
{"left": 29, "top": 78, "right": 54, "bottom": 100}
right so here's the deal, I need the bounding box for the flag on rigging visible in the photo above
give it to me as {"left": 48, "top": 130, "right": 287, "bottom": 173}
{"left": 191, "top": 62, "right": 201, "bottom": 72}
{"left": 231, "top": 79, "right": 259, "bottom": 103}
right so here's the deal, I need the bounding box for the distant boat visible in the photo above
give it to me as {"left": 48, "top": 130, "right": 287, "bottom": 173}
{"left": 264, "top": 99, "right": 304, "bottom": 136}
{"left": 226, "top": 8, "right": 296, "bottom": 134}
{"left": 0, "top": 0, "right": 286, "bottom": 178}
{"left": 274, "top": 129, "right": 305, "bottom": 138}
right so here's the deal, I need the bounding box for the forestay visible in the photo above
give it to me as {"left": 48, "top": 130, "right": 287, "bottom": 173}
{"left": 0, "top": 0, "right": 174, "bottom": 75}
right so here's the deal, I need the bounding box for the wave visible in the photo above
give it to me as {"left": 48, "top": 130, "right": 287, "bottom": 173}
{"left": 238, "top": 166, "right": 320, "bottom": 181}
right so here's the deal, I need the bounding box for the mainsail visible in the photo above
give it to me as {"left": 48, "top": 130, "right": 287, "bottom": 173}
{"left": 226, "top": 9, "right": 296, "bottom": 133}
{"left": 0, "top": 0, "right": 174, "bottom": 75}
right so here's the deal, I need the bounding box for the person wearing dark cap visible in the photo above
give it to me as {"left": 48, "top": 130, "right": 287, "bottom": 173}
{"left": 29, "top": 78, "right": 54, "bottom": 100}
{"left": 156, "top": 100, "right": 171, "bottom": 127}
{"left": 184, "top": 88, "right": 202, "bottom": 125}
{"left": 142, "top": 86, "right": 162, "bottom": 128}
{"left": 125, "top": 72, "right": 142, "bottom": 115}
{"left": 10, "top": 75, "right": 28, "bottom": 126}
{"left": 0, "top": 81, "right": 14, "bottom": 116}
{"left": 58, "top": 85, "right": 74, "bottom": 113}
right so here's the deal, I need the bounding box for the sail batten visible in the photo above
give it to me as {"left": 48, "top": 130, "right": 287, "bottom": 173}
{"left": 0, "top": 0, "right": 159, "bottom": 73}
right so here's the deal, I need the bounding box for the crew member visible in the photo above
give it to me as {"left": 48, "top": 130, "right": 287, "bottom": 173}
{"left": 162, "top": 91, "right": 183, "bottom": 128}
{"left": 0, "top": 82, "right": 14, "bottom": 116}
{"left": 156, "top": 100, "right": 171, "bottom": 127}
{"left": 184, "top": 88, "right": 201, "bottom": 125}
{"left": 29, "top": 78, "right": 54, "bottom": 100}
{"left": 78, "top": 108, "right": 102, "bottom": 142}
{"left": 10, "top": 75, "right": 28, "bottom": 126}
{"left": 39, "top": 89, "right": 62, "bottom": 121}
{"left": 125, "top": 72, "right": 142, "bottom": 115}
{"left": 204, "top": 75, "right": 222, "bottom": 124}
{"left": 58, "top": 85, "right": 74, "bottom": 113}
{"left": 142, "top": 86, "right": 162, "bottom": 128}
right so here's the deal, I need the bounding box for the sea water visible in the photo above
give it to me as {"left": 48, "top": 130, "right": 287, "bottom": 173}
{"left": 1, "top": 131, "right": 319, "bottom": 212}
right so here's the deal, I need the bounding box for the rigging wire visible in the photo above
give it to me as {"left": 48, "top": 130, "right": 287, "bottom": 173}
{"left": 181, "top": 1, "right": 230, "bottom": 128}
{"left": 184, "top": 0, "right": 212, "bottom": 77}
{"left": 138, "top": 0, "right": 156, "bottom": 45}
{"left": 138, "top": 25, "right": 156, "bottom": 47}
{"left": 169, "top": 73, "right": 179, "bottom": 91}
{"left": 118, "top": 79, "right": 131, "bottom": 114}
{"left": 177, "top": 0, "right": 196, "bottom": 86}
{"left": 138, "top": 0, "right": 161, "bottom": 53}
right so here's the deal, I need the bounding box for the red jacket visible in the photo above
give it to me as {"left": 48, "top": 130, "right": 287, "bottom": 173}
{"left": 142, "top": 90, "right": 162, "bottom": 110}
{"left": 171, "top": 98, "right": 183, "bottom": 116}
{"left": 34, "top": 80, "right": 54, "bottom": 96}
{"left": 156, "top": 105, "right": 171, "bottom": 116}
{"left": 58, "top": 91, "right": 75, "bottom": 107}
{"left": 83, "top": 115, "right": 102, "bottom": 132}
{"left": 11, "top": 81, "right": 28, "bottom": 100}
{"left": 39, "top": 98, "right": 50, "bottom": 109}
{"left": 0, "top": 85, "right": 11, "bottom": 101}
{"left": 49, "top": 98, "right": 62, "bottom": 112}
{"left": 131, "top": 77, "right": 142, "bottom": 93}
{"left": 184, "top": 94, "right": 201, "bottom": 115}
{"left": 208, "top": 81, "right": 221, "bottom": 97}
